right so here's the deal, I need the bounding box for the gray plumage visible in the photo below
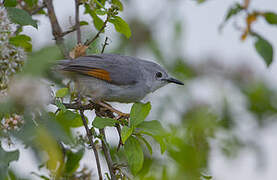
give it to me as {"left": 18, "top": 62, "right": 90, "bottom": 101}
{"left": 56, "top": 54, "right": 183, "bottom": 103}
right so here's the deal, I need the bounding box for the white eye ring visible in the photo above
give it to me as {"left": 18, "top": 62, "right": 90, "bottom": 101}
{"left": 155, "top": 72, "right": 163, "bottom": 78}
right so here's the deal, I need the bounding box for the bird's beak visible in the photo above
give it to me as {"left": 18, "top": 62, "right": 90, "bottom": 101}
{"left": 163, "top": 77, "right": 184, "bottom": 85}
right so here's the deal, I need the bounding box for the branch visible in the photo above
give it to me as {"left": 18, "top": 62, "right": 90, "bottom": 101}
{"left": 75, "top": 0, "right": 81, "bottom": 44}
{"left": 43, "top": 0, "right": 69, "bottom": 58}
{"left": 100, "top": 129, "right": 117, "bottom": 180}
{"left": 79, "top": 109, "right": 103, "bottom": 180}
{"left": 84, "top": 15, "right": 110, "bottom": 46}
{"left": 101, "top": 37, "right": 109, "bottom": 54}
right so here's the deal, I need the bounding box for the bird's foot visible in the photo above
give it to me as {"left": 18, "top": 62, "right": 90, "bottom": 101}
{"left": 97, "top": 101, "right": 129, "bottom": 119}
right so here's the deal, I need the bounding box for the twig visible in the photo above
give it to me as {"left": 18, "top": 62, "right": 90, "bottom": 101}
{"left": 84, "top": 15, "right": 110, "bottom": 46}
{"left": 75, "top": 0, "right": 81, "bottom": 44}
{"left": 43, "top": 0, "right": 69, "bottom": 58}
{"left": 79, "top": 109, "right": 103, "bottom": 180}
{"left": 115, "top": 124, "right": 123, "bottom": 151}
{"left": 31, "top": 4, "right": 47, "bottom": 15}
{"left": 101, "top": 37, "right": 109, "bottom": 54}
{"left": 61, "top": 26, "right": 78, "bottom": 36}
{"left": 100, "top": 129, "right": 117, "bottom": 180}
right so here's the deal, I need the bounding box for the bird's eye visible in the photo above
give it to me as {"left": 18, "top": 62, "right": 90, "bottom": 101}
{"left": 155, "top": 72, "right": 163, "bottom": 78}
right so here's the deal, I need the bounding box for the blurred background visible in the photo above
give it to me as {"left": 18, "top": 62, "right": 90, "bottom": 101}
{"left": 2, "top": 0, "right": 277, "bottom": 179}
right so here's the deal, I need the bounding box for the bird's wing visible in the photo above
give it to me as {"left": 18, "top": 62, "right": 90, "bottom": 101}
{"left": 58, "top": 54, "right": 143, "bottom": 85}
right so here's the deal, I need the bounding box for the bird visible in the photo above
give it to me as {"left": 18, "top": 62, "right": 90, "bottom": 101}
{"left": 56, "top": 54, "right": 184, "bottom": 116}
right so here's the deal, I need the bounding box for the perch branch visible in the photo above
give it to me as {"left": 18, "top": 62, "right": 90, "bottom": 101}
{"left": 43, "top": 0, "right": 69, "bottom": 58}
{"left": 79, "top": 109, "right": 103, "bottom": 180}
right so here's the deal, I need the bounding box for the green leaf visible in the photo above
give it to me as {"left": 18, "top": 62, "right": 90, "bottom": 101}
{"left": 92, "top": 116, "right": 117, "bottom": 129}
{"left": 140, "top": 131, "right": 167, "bottom": 154}
{"left": 264, "top": 12, "right": 277, "bottom": 25}
{"left": 124, "top": 136, "right": 144, "bottom": 175}
{"left": 112, "top": 0, "right": 124, "bottom": 11}
{"left": 4, "top": 0, "right": 17, "bottom": 7}
{"left": 109, "top": 16, "right": 131, "bottom": 38}
{"left": 224, "top": 3, "right": 243, "bottom": 22}
{"left": 137, "top": 120, "right": 165, "bottom": 136}
{"left": 95, "top": 9, "right": 107, "bottom": 16}
{"left": 220, "top": 3, "right": 243, "bottom": 29}
{"left": 137, "top": 135, "right": 152, "bottom": 155}
{"left": 137, "top": 121, "right": 167, "bottom": 154}
{"left": 24, "top": 0, "right": 38, "bottom": 7}
{"left": 80, "top": 21, "right": 89, "bottom": 26}
{"left": 55, "top": 99, "right": 66, "bottom": 112}
{"left": 22, "top": 46, "right": 62, "bottom": 76}
{"left": 84, "top": 4, "right": 104, "bottom": 31}
{"left": 64, "top": 148, "right": 84, "bottom": 175}
{"left": 56, "top": 110, "right": 83, "bottom": 128}
{"left": 0, "top": 144, "right": 19, "bottom": 180}
{"left": 6, "top": 7, "right": 38, "bottom": 28}
{"left": 254, "top": 36, "right": 274, "bottom": 66}
{"left": 9, "top": 34, "right": 32, "bottom": 52}
{"left": 121, "top": 126, "right": 133, "bottom": 144}
{"left": 56, "top": 88, "right": 69, "bottom": 98}
{"left": 130, "top": 102, "right": 151, "bottom": 126}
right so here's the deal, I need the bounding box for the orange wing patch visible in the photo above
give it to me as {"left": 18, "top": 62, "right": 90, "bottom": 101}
{"left": 85, "top": 69, "right": 112, "bottom": 82}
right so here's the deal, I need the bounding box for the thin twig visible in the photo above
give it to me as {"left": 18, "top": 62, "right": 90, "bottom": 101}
{"left": 75, "top": 0, "right": 81, "bottom": 44}
{"left": 31, "top": 4, "right": 47, "bottom": 15}
{"left": 84, "top": 15, "right": 110, "bottom": 46}
{"left": 79, "top": 109, "right": 103, "bottom": 180}
{"left": 115, "top": 124, "right": 123, "bottom": 151}
{"left": 43, "top": 0, "right": 69, "bottom": 58}
{"left": 61, "top": 26, "right": 78, "bottom": 36}
{"left": 101, "top": 37, "right": 109, "bottom": 54}
{"left": 100, "top": 129, "right": 117, "bottom": 180}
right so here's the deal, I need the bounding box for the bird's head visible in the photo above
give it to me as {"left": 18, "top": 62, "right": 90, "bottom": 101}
{"left": 141, "top": 60, "right": 184, "bottom": 92}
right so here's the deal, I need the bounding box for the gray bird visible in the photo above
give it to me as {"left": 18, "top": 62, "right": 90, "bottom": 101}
{"left": 57, "top": 54, "right": 183, "bottom": 115}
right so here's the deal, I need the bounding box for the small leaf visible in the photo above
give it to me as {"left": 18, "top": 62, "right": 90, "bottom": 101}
{"left": 95, "top": 9, "right": 107, "bottom": 16}
{"left": 112, "top": 0, "right": 123, "bottom": 11}
{"left": 84, "top": 4, "right": 104, "bottom": 31}
{"left": 220, "top": 3, "right": 243, "bottom": 29}
{"left": 224, "top": 3, "right": 243, "bottom": 22}
{"left": 264, "top": 12, "right": 277, "bottom": 25}
{"left": 4, "top": 0, "right": 17, "bottom": 7}
{"left": 56, "top": 88, "right": 69, "bottom": 98}
{"left": 92, "top": 116, "right": 117, "bottom": 129}
{"left": 137, "top": 135, "right": 152, "bottom": 155}
{"left": 124, "top": 136, "right": 144, "bottom": 175}
{"left": 254, "top": 36, "right": 274, "bottom": 66}
{"left": 65, "top": 148, "right": 84, "bottom": 175}
{"left": 56, "top": 110, "right": 83, "bottom": 128}
{"left": 138, "top": 121, "right": 167, "bottom": 154}
{"left": 55, "top": 99, "right": 66, "bottom": 112}
{"left": 79, "top": 21, "right": 89, "bottom": 26}
{"left": 121, "top": 126, "right": 133, "bottom": 144}
{"left": 7, "top": 7, "right": 38, "bottom": 28}
{"left": 130, "top": 102, "right": 151, "bottom": 126}
{"left": 9, "top": 34, "right": 32, "bottom": 52}
{"left": 137, "top": 120, "right": 165, "bottom": 136}
{"left": 140, "top": 131, "right": 167, "bottom": 154}
{"left": 109, "top": 16, "right": 131, "bottom": 38}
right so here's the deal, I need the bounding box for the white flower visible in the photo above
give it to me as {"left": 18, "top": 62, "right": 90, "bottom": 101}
{"left": 8, "top": 77, "right": 51, "bottom": 107}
